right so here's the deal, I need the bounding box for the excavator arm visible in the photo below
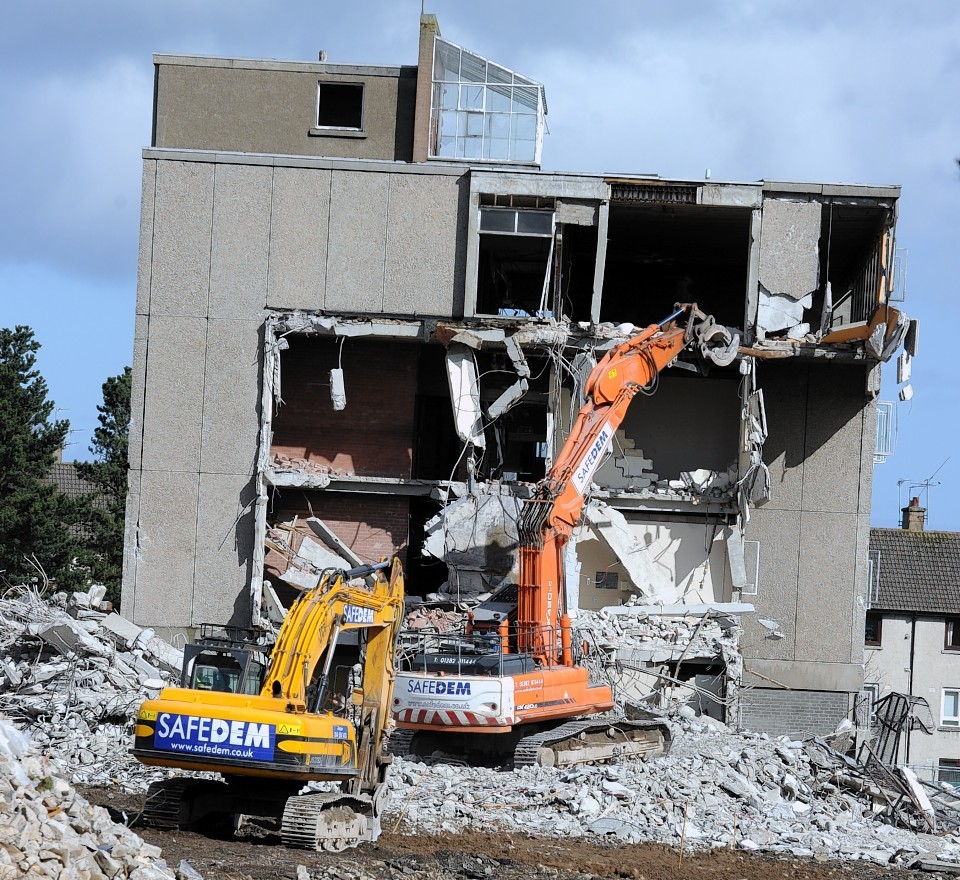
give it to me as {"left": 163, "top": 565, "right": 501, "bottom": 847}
{"left": 517, "top": 304, "right": 736, "bottom": 663}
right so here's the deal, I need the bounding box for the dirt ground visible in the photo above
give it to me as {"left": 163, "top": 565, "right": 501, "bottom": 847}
{"left": 78, "top": 786, "right": 924, "bottom": 880}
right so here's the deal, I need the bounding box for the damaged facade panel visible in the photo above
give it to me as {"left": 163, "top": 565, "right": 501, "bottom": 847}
{"left": 127, "top": 32, "right": 914, "bottom": 738}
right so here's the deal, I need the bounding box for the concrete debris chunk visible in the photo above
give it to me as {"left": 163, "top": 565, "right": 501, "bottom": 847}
{"left": 0, "top": 586, "right": 179, "bottom": 789}
{"left": 0, "top": 715, "right": 183, "bottom": 880}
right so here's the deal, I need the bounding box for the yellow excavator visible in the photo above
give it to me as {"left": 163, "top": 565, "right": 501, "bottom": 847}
{"left": 132, "top": 558, "right": 404, "bottom": 851}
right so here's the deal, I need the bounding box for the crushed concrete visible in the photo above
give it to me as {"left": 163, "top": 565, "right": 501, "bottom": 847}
{"left": 387, "top": 718, "right": 960, "bottom": 867}
{"left": 0, "top": 585, "right": 175, "bottom": 790}
{"left": 1, "top": 584, "right": 959, "bottom": 869}
{"left": 0, "top": 715, "right": 183, "bottom": 879}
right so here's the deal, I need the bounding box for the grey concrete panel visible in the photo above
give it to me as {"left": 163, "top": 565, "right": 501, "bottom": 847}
{"left": 471, "top": 170, "right": 607, "bottom": 200}
{"left": 151, "top": 161, "right": 214, "bottom": 317}
{"left": 209, "top": 164, "right": 272, "bottom": 318}
{"left": 859, "top": 397, "right": 877, "bottom": 515}
{"left": 743, "top": 660, "right": 864, "bottom": 693}
{"left": 128, "top": 314, "right": 149, "bottom": 471}
{"left": 200, "top": 319, "right": 263, "bottom": 477}
{"left": 758, "top": 199, "right": 820, "bottom": 300}
{"left": 136, "top": 161, "right": 156, "bottom": 316}
{"left": 192, "top": 473, "right": 257, "bottom": 626}
{"left": 140, "top": 316, "right": 207, "bottom": 473}
{"left": 742, "top": 507, "right": 800, "bottom": 661}
{"left": 756, "top": 363, "right": 807, "bottom": 512}
{"left": 801, "top": 366, "right": 868, "bottom": 515}
{"left": 383, "top": 172, "right": 463, "bottom": 316}
{"left": 120, "top": 468, "right": 141, "bottom": 618}
{"left": 130, "top": 470, "right": 200, "bottom": 628}
{"left": 326, "top": 171, "right": 389, "bottom": 312}
{"left": 267, "top": 167, "right": 331, "bottom": 310}
{"left": 851, "top": 512, "right": 872, "bottom": 660}
{"left": 700, "top": 184, "right": 762, "bottom": 208}
{"left": 796, "top": 511, "right": 858, "bottom": 663}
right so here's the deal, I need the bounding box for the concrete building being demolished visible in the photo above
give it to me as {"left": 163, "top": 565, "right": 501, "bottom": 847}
{"left": 123, "top": 15, "right": 916, "bottom": 737}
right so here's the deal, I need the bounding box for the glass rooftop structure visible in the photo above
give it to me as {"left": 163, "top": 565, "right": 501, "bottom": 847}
{"left": 430, "top": 37, "right": 547, "bottom": 165}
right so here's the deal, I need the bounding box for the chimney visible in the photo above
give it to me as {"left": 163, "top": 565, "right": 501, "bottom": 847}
{"left": 901, "top": 497, "right": 926, "bottom": 532}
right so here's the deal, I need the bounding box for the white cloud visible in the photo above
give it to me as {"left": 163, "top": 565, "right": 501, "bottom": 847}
{"left": 2, "top": 59, "right": 153, "bottom": 280}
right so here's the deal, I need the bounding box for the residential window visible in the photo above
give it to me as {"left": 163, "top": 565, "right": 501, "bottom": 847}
{"left": 864, "top": 611, "right": 883, "bottom": 647}
{"left": 946, "top": 617, "right": 960, "bottom": 651}
{"left": 941, "top": 689, "right": 960, "bottom": 728}
{"left": 595, "top": 571, "right": 619, "bottom": 590}
{"left": 939, "top": 759, "right": 960, "bottom": 787}
{"left": 316, "top": 83, "right": 364, "bottom": 130}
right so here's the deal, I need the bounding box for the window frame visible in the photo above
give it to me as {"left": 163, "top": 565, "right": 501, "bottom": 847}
{"left": 429, "top": 36, "right": 545, "bottom": 164}
{"left": 941, "top": 688, "right": 960, "bottom": 728}
{"left": 945, "top": 616, "right": 960, "bottom": 652}
{"left": 864, "top": 611, "right": 883, "bottom": 647}
{"left": 939, "top": 758, "right": 960, "bottom": 787}
{"left": 314, "top": 81, "right": 365, "bottom": 133}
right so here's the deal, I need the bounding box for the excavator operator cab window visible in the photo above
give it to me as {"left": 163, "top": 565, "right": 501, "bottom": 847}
{"left": 192, "top": 664, "right": 232, "bottom": 692}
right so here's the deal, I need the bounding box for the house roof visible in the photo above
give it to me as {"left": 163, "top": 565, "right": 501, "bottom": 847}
{"left": 869, "top": 527, "right": 960, "bottom": 615}
{"left": 44, "top": 462, "right": 97, "bottom": 498}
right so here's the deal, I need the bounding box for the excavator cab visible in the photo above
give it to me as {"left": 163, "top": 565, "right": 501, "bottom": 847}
{"left": 179, "top": 624, "right": 270, "bottom": 696}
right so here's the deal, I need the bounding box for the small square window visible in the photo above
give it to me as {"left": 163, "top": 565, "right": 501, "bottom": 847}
{"left": 946, "top": 617, "right": 960, "bottom": 651}
{"left": 942, "top": 688, "right": 960, "bottom": 728}
{"left": 865, "top": 611, "right": 883, "bottom": 647}
{"left": 595, "top": 571, "right": 619, "bottom": 590}
{"left": 316, "top": 83, "right": 363, "bottom": 130}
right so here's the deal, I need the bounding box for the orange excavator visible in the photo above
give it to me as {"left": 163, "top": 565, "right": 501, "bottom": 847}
{"left": 391, "top": 304, "right": 738, "bottom": 766}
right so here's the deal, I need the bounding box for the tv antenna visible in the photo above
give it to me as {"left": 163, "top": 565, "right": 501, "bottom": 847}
{"left": 896, "top": 456, "right": 950, "bottom": 524}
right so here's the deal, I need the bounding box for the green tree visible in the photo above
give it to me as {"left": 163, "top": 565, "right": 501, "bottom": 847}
{"left": 76, "top": 367, "right": 131, "bottom": 605}
{"left": 0, "top": 326, "right": 82, "bottom": 586}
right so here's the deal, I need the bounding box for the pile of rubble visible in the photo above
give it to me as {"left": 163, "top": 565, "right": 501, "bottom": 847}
{"left": 0, "top": 585, "right": 177, "bottom": 789}
{"left": 388, "top": 717, "right": 960, "bottom": 868}
{"left": 0, "top": 716, "right": 179, "bottom": 879}
{"left": 2, "top": 583, "right": 960, "bottom": 872}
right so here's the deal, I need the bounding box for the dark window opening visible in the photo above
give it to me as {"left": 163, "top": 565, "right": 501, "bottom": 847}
{"left": 477, "top": 233, "right": 552, "bottom": 317}
{"left": 599, "top": 204, "right": 750, "bottom": 329}
{"left": 412, "top": 345, "right": 461, "bottom": 481}
{"left": 818, "top": 204, "right": 892, "bottom": 328}
{"left": 317, "top": 82, "right": 364, "bottom": 129}
{"left": 476, "top": 351, "right": 549, "bottom": 482}
{"left": 406, "top": 497, "right": 448, "bottom": 597}
{"left": 865, "top": 611, "right": 883, "bottom": 647}
{"left": 946, "top": 617, "right": 960, "bottom": 651}
{"left": 476, "top": 206, "right": 595, "bottom": 322}
{"left": 600, "top": 370, "right": 740, "bottom": 484}
{"left": 595, "top": 570, "right": 619, "bottom": 590}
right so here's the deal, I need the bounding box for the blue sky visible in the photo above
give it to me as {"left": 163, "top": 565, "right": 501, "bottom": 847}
{"left": 1, "top": 1, "right": 958, "bottom": 528}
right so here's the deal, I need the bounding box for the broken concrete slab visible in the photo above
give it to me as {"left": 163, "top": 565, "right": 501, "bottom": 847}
{"left": 445, "top": 343, "right": 486, "bottom": 449}
{"left": 757, "top": 288, "right": 812, "bottom": 335}
{"left": 582, "top": 501, "right": 659, "bottom": 599}
{"left": 758, "top": 199, "right": 821, "bottom": 302}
